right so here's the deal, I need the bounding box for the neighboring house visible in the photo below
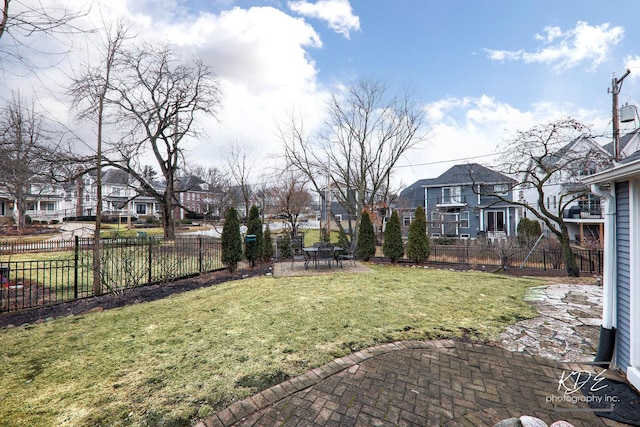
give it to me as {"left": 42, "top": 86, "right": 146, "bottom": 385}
{"left": 175, "top": 175, "right": 223, "bottom": 220}
{"left": 81, "top": 169, "right": 161, "bottom": 220}
{"left": 518, "top": 135, "right": 613, "bottom": 248}
{"left": 399, "top": 163, "right": 518, "bottom": 240}
{"left": 582, "top": 154, "right": 640, "bottom": 391}
{"left": 0, "top": 182, "right": 75, "bottom": 224}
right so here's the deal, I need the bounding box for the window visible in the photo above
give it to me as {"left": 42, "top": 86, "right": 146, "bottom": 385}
{"left": 27, "top": 202, "right": 36, "bottom": 211}
{"left": 403, "top": 212, "right": 415, "bottom": 227}
{"left": 334, "top": 214, "right": 342, "bottom": 222}
{"left": 45, "top": 202, "right": 56, "bottom": 211}
{"left": 494, "top": 184, "right": 508, "bottom": 194}
{"left": 441, "top": 186, "right": 462, "bottom": 204}
{"left": 460, "top": 211, "right": 470, "bottom": 228}
{"left": 486, "top": 211, "right": 505, "bottom": 232}
{"left": 431, "top": 211, "right": 440, "bottom": 228}
{"left": 136, "top": 204, "right": 147, "bottom": 215}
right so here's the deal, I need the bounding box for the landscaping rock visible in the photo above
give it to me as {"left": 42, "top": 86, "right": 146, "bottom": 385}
{"left": 549, "top": 422, "right": 575, "bottom": 427}
{"left": 493, "top": 418, "right": 522, "bottom": 427}
{"left": 519, "top": 415, "right": 548, "bottom": 427}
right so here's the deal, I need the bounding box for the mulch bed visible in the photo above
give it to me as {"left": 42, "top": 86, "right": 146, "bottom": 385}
{"left": 0, "top": 264, "right": 271, "bottom": 328}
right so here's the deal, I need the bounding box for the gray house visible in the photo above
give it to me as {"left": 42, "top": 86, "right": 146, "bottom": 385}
{"left": 583, "top": 154, "right": 640, "bottom": 390}
{"left": 399, "top": 163, "right": 518, "bottom": 239}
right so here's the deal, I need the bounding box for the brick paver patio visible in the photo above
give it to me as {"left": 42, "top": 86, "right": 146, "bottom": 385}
{"left": 197, "top": 340, "right": 629, "bottom": 427}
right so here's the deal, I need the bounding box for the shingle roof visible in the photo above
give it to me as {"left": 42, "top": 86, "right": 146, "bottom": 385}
{"left": 421, "top": 163, "right": 515, "bottom": 187}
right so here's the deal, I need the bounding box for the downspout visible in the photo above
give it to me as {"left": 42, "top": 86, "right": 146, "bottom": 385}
{"left": 591, "top": 182, "right": 617, "bottom": 365}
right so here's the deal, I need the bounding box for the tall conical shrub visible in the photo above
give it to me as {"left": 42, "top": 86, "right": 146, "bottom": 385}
{"left": 245, "top": 205, "right": 263, "bottom": 265}
{"left": 263, "top": 224, "right": 274, "bottom": 261}
{"left": 357, "top": 211, "right": 376, "bottom": 261}
{"left": 406, "top": 206, "right": 430, "bottom": 264}
{"left": 383, "top": 210, "right": 404, "bottom": 263}
{"left": 221, "top": 207, "right": 243, "bottom": 272}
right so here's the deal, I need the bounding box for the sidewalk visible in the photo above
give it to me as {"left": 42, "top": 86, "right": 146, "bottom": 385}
{"left": 198, "top": 339, "right": 627, "bottom": 426}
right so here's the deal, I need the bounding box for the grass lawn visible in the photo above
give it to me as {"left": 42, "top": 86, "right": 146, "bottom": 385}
{"left": 0, "top": 265, "right": 541, "bottom": 427}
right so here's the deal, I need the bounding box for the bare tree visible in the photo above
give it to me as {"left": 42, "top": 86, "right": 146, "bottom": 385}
{"left": 270, "top": 170, "right": 312, "bottom": 237}
{"left": 185, "top": 164, "right": 233, "bottom": 220}
{"left": 0, "top": 92, "right": 54, "bottom": 232}
{"left": 69, "top": 21, "right": 128, "bottom": 295}
{"left": 106, "top": 45, "right": 222, "bottom": 239}
{"left": 0, "top": 0, "right": 89, "bottom": 68}
{"left": 491, "top": 117, "right": 612, "bottom": 277}
{"left": 223, "top": 141, "right": 256, "bottom": 220}
{"left": 280, "top": 79, "right": 427, "bottom": 244}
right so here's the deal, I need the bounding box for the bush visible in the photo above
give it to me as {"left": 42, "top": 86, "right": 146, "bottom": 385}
{"left": 517, "top": 217, "right": 542, "bottom": 246}
{"left": 245, "top": 205, "right": 263, "bottom": 265}
{"left": 383, "top": 211, "right": 404, "bottom": 263}
{"left": 406, "top": 206, "right": 430, "bottom": 264}
{"left": 357, "top": 211, "right": 376, "bottom": 261}
{"left": 277, "top": 234, "right": 292, "bottom": 259}
{"left": 221, "top": 207, "right": 243, "bottom": 272}
{"left": 263, "top": 224, "right": 274, "bottom": 261}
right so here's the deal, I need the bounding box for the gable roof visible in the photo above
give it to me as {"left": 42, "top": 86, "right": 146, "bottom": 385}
{"left": 422, "top": 163, "right": 515, "bottom": 187}
{"left": 398, "top": 178, "right": 432, "bottom": 208}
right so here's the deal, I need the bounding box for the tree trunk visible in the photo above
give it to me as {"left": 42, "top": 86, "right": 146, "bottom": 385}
{"left": 560, "top": 226, "right": 580, "bottom": 277}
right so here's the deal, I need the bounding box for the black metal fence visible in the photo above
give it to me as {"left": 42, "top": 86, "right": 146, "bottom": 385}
{"left": 0, "top": 236, "right": 225, "bottom": 313}
{"left": 427, "top": 245, "right": 603, "bottom": 274}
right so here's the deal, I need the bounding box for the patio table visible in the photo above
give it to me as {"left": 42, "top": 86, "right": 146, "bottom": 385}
{"left": 302, "top": 246, "right": 343, "bottom": 269}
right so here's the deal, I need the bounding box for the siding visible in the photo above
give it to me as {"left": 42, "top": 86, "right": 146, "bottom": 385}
{"left": 616, "top": 181, "right": 631, "bottom": 369}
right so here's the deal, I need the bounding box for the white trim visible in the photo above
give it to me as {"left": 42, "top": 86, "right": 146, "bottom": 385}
{"left": 629, "top": 178, "right": 640, "bottom": 390}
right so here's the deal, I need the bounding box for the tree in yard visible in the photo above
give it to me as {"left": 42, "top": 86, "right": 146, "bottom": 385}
{"left": 281, "top": 79, "right": 428, "bottom": 248}
{"left": 245, "top": 204, "right": 263, "bottom": 266}
{"left": 221, "top": 206, "right": 243, "bottom": 273}
{"left": 106, "top": 44, "right": 222, "bottom": 240}
{"left": 69, "top": 21, "right": 128, "bottom": 295}
{"left": 270, "top": 170, "right": 312, "bottom": 238}
{"left": 223, "top": 141, "right": 256, "bottom": 220}
{"left": 492, "top": 117, "right": 612, "bottom": 277}
{"left": 357, "top": 210, "right": 375, "bottom": 261}
{"left": 0, "top": 93, "right": 54, "bottom": 233}
{"left": 263, "top": 224, "right": 274, "bottom": 262}
{"left": 406, "top": 206, "right": 430, "bottom": 264}
{"left": 383, "top": 210, "right": 404, "bottom": 263}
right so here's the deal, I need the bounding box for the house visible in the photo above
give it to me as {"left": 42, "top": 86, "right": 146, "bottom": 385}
{"left": 582, "top": 154, "right": 640, "bottom": 391}
{"left": 175, "top": 175, "right": 223, "bottom": 220}
{"left": 81, "top": 169, "right": 161, "bottom": 220}
{"left": 0, "top": 182, "right": 75, "bottom": 224}
{"left": 399, "top": 163, "right": 518, "bottom": 240}
{"left": 519, "top": 134, "right": 614, "bottom": 248}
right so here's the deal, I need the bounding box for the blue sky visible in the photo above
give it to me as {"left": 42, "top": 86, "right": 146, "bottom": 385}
{"left": 5, "top": 0, "right": 640, "bottom": 187}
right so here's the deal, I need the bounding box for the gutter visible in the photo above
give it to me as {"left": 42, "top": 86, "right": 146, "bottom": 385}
{"left": 590, "top": 182, "right": 617, "bottom": 365}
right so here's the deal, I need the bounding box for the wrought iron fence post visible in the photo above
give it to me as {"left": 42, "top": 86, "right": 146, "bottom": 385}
{"left": 148, "top": 238, "right": 153, "bottom": 284}
{"left": 543, "top": 249, "right": 547, "bottom": 271}
{"left": 74, "top": 236, "right": 79, "bottom": 299}
{"left": 199, "top": 236, "right": 203, "bottom": 273}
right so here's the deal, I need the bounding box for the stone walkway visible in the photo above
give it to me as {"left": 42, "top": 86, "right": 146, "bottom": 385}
{"left": 197, "top": 282, "right": 632, "bottom": 427}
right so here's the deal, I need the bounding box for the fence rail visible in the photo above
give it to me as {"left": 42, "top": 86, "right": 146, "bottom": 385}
{"left": 426, "top": 245, "right": 603, "bottom": 274}
{"left": 0, "top": 236, "right": 225, "bottom": 313}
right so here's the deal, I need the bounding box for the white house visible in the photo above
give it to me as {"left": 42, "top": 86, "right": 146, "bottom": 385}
{"left": 583, "top": 153, "right": 640, "bottom": 391}
{"left": 519, "top": 135, "right": 613, "bottom": 248}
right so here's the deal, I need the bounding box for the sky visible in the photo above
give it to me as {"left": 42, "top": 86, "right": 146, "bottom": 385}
{"left": 3, "top": 0, "right": 640, "bottom": 190}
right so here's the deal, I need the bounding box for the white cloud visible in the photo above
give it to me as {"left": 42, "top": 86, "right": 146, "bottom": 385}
{"left": 288, "top": 0, "right": 360, "bottom": 39}
{"left": 485, "top": 21, "right": 624, "bottom": 71}
{"left": 394, "top": 95, "right": 607, "bottom": 186}
{"left": 625, "top": 55, "right": 640, "bottom": 80}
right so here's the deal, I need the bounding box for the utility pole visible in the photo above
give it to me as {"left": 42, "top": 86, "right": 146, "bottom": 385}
{"left": 611, "top": 68, "right": 631, "bottom": 161}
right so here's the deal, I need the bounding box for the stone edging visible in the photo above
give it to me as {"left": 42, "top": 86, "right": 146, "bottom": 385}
{"left": 195, "top": 339, "right": 456, "bottom": 427}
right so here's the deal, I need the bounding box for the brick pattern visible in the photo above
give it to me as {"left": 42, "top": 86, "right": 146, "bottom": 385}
{"left": 196, "top": 340, "right": 628, "bottom": 427}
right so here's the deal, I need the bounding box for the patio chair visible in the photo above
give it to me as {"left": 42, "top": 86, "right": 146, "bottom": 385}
{"left": 317, "top": 245, "right": 335, "bottom": 268}
{"left": 337, "top": 240, "right": 357, "bottom": 267}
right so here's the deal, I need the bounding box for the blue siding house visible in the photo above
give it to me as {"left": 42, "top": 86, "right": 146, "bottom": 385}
{"left": 583, "top": 155, "right": 640, "bottom": 391}
{"left": 399, "top": 163, "right": 518, "bottom": 239}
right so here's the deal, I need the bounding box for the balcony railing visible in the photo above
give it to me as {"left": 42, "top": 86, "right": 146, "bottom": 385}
{"left": 436, "top": 195, "right": 467, "bottom": 206}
